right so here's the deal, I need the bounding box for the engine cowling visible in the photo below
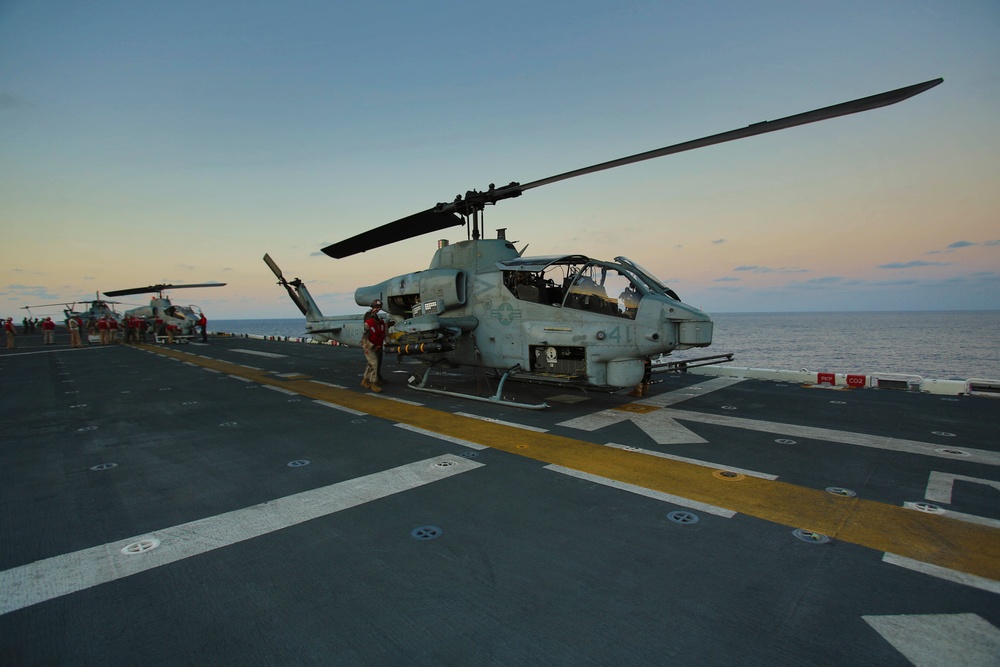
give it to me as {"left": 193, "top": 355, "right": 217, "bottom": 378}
{"left": 356, "top": 269, "right": 467, "bottom": 315}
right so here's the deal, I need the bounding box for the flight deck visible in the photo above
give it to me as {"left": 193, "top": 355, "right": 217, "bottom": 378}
{"left": 2, "top": 335, "right": 998, "bottom": 665}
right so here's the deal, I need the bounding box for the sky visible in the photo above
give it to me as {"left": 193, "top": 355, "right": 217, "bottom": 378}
{"left": 1, "top": 0, "right": 998, "bottom": 320}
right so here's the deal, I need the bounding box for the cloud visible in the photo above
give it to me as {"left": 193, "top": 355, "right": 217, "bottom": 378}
{"left": 0, "top": 91, "right": 32, "bottom": 110}
{"left": 786, "top": 276, "right": 844, "bottom": 290}
{"left": 711, "top": 239, "right": 725, "bottom": 245}
{"left": 878, "top": 260, "right": 950, "bottom": 269}
{"left": 733, "top": 265, "right": 809, "bottom": 274}
{"left": 1, "top": 284, "right": 62, "bottom": 303}
{"left": 927, "top": 240, "right": 1000, "bottom": 254}
{"left": 714, "top": 276, "right": 740, "bottom": 282}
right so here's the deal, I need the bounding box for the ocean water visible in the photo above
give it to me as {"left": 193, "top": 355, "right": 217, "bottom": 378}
{"left": 211, "top": 310, "right": 1000, "bottom": 380}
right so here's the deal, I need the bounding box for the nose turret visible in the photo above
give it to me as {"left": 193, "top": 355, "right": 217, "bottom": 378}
{"left": 637, "top": 295, "right": 713, "bottom": 353}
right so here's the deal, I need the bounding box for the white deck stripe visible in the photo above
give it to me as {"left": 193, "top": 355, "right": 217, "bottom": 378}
{"left": 231, "top": 348, "right": 287, "bottom": 358}
{"left": 882, "top": 553, "right": 1000, "bottom": 594}
{"left": 395, "top": 423, "right": 489, "bottom": 450}
{"left": 545, "top": 464, "right": 736, "bottom": 518}
{"left": 0, "top": 454, "right": 481, "bottom": 615}
{"left": 456, "top": 412, "right": 548, "bottom": 432}
{"left": 313, "top": 400, "right": 366, "bottom": 415}
{"left": 604, "top": 442, "right": 778, "bottom": 480}
{"left": 660, "top": 408, "right": 1000, "bottom": 466}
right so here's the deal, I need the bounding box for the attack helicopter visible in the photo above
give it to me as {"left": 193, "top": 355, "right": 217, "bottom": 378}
{"left": 103, "top": 283, "right": 226, "bottom": 337}
{"left": 266, "top": 78, "right": 942, "bottom": 408}
{"left": 24, "top": 294, "right": 123, "bottom": 336}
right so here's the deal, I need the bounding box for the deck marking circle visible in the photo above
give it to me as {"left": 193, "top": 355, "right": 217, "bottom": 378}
{"left": 668, "top": 511, "right": 700, "bottom": 525}
{"left": 158, "top": 387, "right": 172, "bottom": 391}
{"left": 64, "top": 391, "right": 78, "bottom": 394}
{"left": 826, "top": 486, "right": 856, "bottom": 497}
{"left": 287, "top": 459, "right": 311, "bottom": 467}
{"left": 911, "top": 502, "right": 944, "bottom": 514}
{"left": 351, "top": 419, "right": 366, "bottom": 424}
{"left": 830, "top": 400, "right": 847, "bottom": 405}
{"left": 713, "top": 470, "right": 745, "bottom": 481}
{"left": 287, "top": 399, "right": 301, "bottom": 403}
{"left": 219, "top": 422, "right": 238, "bottom": 427}
{"left": 434, "top": 460, "right": 456, "bottom": 468}
{"left": 90, "top": 463, "right": 117, "bottom": 471}
{"left": 792, "top": 529, "right": 831, "bottom": 544}
{"left": 121, "top": 538, "right": 160, "bottom": 555}
{"left": 182, "top": 401, "right": 198, "bottom": 405}
{"left": 459, "top": 451, "right": 479, "bottom": 458}
{"left": 622, "top": 445, "right": 642, "bottom": 451}
{"left": 932, "top": 431, "right": 956, "bottom": 437}
{"left": 775, "top": 438, "right": 797, "bottom": 445}
{"left": 940, "top": 397, "right": 959, "bottom": 401}
{"left": 77, "top": 426, "right": 97, "bottom": 432}
{"left": 410, "top": 526, "right": 443, "bottom": 541}
{"left": 935, "top": 447, "right": 970, "bottom": 457}
{"left": 69, "top": 404, "right": 87, "bottom": 409}
{"left": 722, "top": 405, "right": 738, "bottom": 410}
{"left": 121, "top": 390, "right": 131, "bottom": 394}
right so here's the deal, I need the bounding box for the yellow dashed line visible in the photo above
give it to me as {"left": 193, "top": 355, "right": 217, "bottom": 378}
{"left": 139, "top": 343, "right": 1000, "bottom": 581}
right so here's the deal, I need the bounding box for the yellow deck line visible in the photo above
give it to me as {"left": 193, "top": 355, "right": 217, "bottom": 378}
{"left": 141, "top": 344, "right": 1000, "bottom": 581}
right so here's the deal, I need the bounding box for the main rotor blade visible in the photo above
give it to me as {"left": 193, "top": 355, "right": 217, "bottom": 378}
{"left": 320, "top": 78, "right": 940, "bottom": 259}
{"left": 321, "top": 208, "right": 465, "bottom": 258}
{"left": 103, "top": 283, "right": 226, "bottom": 297}
{"left": 521, "top": 78, "right": 942, "bottom": 192}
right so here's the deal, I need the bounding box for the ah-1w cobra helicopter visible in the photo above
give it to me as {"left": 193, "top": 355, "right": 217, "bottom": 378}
{"left": 103, "top": 282, "right": 226, "bottom": 336}
{"left": 266, "top": 78, "right": 941, "bottom": 408}
{"left": 24, "top": 293, "right": 123, "bottom": 327}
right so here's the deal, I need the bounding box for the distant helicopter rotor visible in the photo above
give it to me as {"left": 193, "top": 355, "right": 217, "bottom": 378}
{"left": 103, "top": 283, "right": 227, "bottom": 298}
{"left": 321, "top": 77, "right": 942, "bottom": 259}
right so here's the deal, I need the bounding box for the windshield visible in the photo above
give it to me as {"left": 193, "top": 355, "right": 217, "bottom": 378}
{"left": 614, "top": 256, "right": 680, "bottom": 300}
{"left": 501, "top": 256, "right": 646, "bottom": 319}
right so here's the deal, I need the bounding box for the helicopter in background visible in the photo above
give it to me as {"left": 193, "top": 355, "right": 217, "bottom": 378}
{"left": 103, "top": 283, "right": 226, "bottom": 336}
{"left": 266, "top": 78, "right": 941, "bottom": 408}
{"left": 23, "top": 293, "right": 123, "bottom": 330}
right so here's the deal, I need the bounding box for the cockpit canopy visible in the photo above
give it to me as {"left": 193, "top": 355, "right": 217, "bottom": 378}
{"left": 497, "top": 255, "right": 680, "bottom": 320}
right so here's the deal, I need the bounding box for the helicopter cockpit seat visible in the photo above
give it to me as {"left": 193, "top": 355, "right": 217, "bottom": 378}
{"left": 515, "top": 284, "right": 540, "bottom": 303}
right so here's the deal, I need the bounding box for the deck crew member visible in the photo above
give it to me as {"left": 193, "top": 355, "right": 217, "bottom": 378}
{"left": 4, "top": 317, "right": 16, "bottom": 349}
{"left": 68, "top": 316, "right": 83, "bottom": 348}
{"left": 41, "top": 317, "right": 56, "bottom": 344}
{"left": 361, "top": 300, "right": 386, "bottom": 393}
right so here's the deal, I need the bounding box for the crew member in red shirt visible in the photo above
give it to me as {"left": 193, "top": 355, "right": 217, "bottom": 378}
{"left": 3, "top": 317, "right": 16, "bottom": 349}
{"left": 41, "top": 317, "right": 56, "bottom": 345}
{"left": 97, "top": 316, "right": 109, "bottom": 345}
{"left": 361, "top": 300, "right": 386, "bottom": 392}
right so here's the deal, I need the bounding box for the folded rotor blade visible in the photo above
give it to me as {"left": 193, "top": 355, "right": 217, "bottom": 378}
{"left": 263, "top": 253, "right": 285, "bottom": 281}
{"left": 262, "top": 254, "right": 309, "bottom": 316}
{"left": 321, "top": 208, "right": 466, "bottom": 258}
{"left": 521, "top": 78, "right": 942, "bottom": 192}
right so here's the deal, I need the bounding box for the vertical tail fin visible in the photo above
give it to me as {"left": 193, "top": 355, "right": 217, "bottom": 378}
{"left": 263, "top": 253, "right": 323, "bottom": 321}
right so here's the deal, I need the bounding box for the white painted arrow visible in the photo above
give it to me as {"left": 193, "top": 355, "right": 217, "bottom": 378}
{"left": 557, "top": 408, "right": 707, "bottom": 445}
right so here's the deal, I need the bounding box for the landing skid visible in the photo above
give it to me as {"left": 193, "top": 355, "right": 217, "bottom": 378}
{"left": 407, "top": 361, "right": 549, "bottom": 410}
